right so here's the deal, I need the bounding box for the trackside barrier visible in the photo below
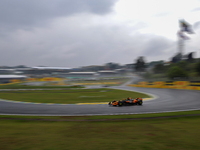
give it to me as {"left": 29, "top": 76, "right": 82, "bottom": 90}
{"left": 0, "top": 78, "right": 120, "bottom": 86}
{"left": 0, "top": 77, "right": 65, "bottom": 86}
{"left": 128, "top": 81, "right": 200, "bottom": 90}
{"left": 26, "top": 77, "right": 63, "bottom": 82}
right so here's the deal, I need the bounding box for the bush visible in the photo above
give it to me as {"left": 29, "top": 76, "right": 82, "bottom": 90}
{"left": 195, "top": 61, "right": 200, "bottom": 76}
{"left": 167, "top": 66, "right": 188, "bottom": 80}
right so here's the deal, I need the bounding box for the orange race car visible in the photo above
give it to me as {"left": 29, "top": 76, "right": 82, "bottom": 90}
{"left": 108, "top": 97, "right": 143, "bottom": 106}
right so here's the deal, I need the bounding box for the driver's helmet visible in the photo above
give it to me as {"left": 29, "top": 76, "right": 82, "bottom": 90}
{"left": 127, "top": 97, "right": 131, "bottom": 100}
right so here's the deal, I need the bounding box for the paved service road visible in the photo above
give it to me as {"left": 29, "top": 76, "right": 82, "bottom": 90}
{"left": 0, "top": 85, "right": 200, "bottom": 116}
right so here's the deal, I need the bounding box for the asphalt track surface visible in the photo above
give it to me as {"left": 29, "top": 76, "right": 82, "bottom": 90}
{"left": 0, "top": 85, "right": 200, "bottom": 116}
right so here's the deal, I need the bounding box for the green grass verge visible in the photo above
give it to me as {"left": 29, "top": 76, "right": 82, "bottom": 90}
{"left": 64, "top": 78, "right": 130, "bottom": 86}
{"left": 0, "top": 110, "right": 200, "bottom": 150}
{"left": 0, "top": 88, "right": 150, "bottom": 104}
{"left": 1, "top": 109, "right": 200, "bottom": 120}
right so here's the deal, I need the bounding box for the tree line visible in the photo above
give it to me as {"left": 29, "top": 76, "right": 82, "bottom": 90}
{"left": 134, "top": 56, "right": 200, "bottom": 80}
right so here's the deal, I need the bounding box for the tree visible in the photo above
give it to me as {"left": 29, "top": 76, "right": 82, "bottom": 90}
{"left": 195, "top": 61, "right": 200, "bottom": 76}
{"left": 167, "top": 66, "right": 188, "bottom": 80}
{"left": 105, "top": 62, "right": 120, "bottom": 70}
{"left": 134, "top": 56, "right": 146, "bottom": 72}
{"left": 153, "top": 63, "right": 166, "bottom": 74}
{"left": 187, "top": 52, "right": 194, "bottom": 63}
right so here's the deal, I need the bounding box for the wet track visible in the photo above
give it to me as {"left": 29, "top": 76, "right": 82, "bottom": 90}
{"left": 0, "top": 85, "right": 200, "bottom": 116}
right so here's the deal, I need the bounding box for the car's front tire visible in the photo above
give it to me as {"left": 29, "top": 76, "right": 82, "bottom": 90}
{"left": 118, "top": 101, "right": 123, "bottom": 106}
{"left": 137, "top": 100, "right": 143, "bottom": 105}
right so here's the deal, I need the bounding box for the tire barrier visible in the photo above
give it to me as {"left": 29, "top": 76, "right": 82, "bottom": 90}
{"left": 128, "top": 81, "right": 200, "bottom": 90}
{"left": 0, "top": 77, "right": 64, "bottom": 86}
{"left": 0, "top": 77, "right": 120, "bottom": 86}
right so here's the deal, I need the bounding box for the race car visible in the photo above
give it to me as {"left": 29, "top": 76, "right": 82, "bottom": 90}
{"left": 108, "top": 97, "right": 143, "bottom": 106}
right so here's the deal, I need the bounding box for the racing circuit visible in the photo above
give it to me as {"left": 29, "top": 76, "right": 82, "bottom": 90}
{"left": 0, "top": 82, "right": 200, "bottom": 116}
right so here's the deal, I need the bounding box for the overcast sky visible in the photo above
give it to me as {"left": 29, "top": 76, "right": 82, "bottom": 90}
{"left": 0, "top": 0, "right": 200, "bottom": 68}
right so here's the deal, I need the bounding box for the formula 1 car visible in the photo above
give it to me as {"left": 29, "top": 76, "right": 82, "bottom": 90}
{"left": 108, "top": 97, "right": 143, "bottom": 106}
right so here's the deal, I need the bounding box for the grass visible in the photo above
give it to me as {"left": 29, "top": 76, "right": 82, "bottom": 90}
{"left": 64, "top": 78, "right": 130, "bottom": 86}
{"left": 0, "top": 88, "right": 150, "bottom": 104}
{"left": 1, "top": 83, "right": 199, "bottom": 149}
{"left": 0, "top": 110, "right": 200, "bottom": 150}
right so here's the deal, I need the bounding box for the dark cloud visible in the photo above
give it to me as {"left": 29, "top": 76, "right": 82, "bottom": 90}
{"left": 0, "top": 21, "right": 176, "bottom": 67}
{"left": 0, "top": 0, "right": 117, "bottom": 29}
{"left": 0, "top": 0, "right": 190, "bottom": 67}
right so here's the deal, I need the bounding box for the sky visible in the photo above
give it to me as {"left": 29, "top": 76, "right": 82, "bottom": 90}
{"left": 0, "top": 0, "right": 200, "bottom": 68}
